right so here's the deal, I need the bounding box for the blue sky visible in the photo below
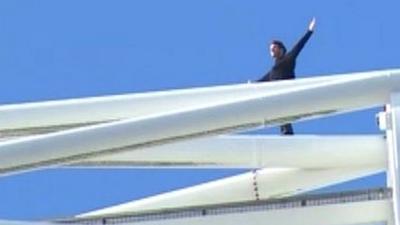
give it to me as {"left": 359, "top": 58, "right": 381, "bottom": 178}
{"left": 0, "top": 0, "right": 398, "bottom": 220}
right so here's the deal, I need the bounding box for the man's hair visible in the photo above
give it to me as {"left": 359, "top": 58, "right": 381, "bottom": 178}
{"left": 271, "top": 40, "right": 287, "bottom": 55}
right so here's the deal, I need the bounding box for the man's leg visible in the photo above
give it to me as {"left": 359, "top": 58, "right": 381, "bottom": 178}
{"left": 280, "top": 123, "right": 294, "bottom": 135}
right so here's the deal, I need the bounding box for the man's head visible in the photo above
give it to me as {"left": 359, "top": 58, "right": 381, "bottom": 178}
{"left": 269, "top": 40, "right": 286, "bottom": 58}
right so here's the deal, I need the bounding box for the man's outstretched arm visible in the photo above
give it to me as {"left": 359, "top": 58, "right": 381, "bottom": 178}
{"left": 289, "top": 17, "right": 316, "bottom": 58}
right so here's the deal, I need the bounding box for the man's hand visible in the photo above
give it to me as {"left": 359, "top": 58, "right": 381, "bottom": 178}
{"left": 308, "top": 17, "right": 316, "bottom": 31}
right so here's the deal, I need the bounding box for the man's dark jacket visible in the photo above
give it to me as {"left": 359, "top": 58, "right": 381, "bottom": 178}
{"left": 259, "top": 30, "right": 313, "bottom": 81}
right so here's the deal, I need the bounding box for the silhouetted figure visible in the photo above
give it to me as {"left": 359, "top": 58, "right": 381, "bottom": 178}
{"left": 258, "top": 18, "right": 316, "bottom": 135}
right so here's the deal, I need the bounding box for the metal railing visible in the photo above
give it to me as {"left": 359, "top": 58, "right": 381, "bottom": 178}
{"left": 56, "top": 188, "right": 391, "bottom": 225}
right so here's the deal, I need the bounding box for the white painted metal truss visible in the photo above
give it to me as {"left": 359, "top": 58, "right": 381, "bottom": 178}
{"left": 0, "top": 69, "right": 399, "bottom": 225}
{"left": 58, "top": 188, "right": 392, "bottom": 225}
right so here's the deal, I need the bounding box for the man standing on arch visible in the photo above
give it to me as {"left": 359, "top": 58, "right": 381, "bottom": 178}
{"left": 258, "top": 18, "right": 316, "bottom": 135}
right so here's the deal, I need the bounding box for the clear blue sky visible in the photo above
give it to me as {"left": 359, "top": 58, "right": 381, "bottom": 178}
{"left": 0, "top": 0, "right": 398, "bottom": 220}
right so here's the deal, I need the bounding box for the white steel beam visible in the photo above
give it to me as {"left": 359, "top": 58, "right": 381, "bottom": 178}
{"left": 70, "top": 135, "right": 386, "bottom": 169}
{"left": 0, "top": 69, "right": 399, "bottom": 132}
{"left": 0, "top": 220, "right": 56, "bottom": 225}
{"left": 0, "top": 70, "right": 385, "bottom": 132}
{"left": 0, "top": 70, "right": 399, "bottom": 174}
{"left": 117, "top": 200, "right": 390, "bottom": 225}
{"left": 386, "top": 92, "right": 400, "bottom": 225}
{"left": 77, "top": 167, "right": 381, "bottom": 218}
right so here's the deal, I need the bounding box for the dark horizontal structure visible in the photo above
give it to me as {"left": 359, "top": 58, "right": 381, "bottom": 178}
{"left": 55, "top": 188, "right": 391, "bottom": 225}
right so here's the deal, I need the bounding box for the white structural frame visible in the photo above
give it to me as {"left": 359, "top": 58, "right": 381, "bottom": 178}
{"left": 386, "top": 92, "right": 400, "bottom": 225}
{"left": 0, "top": 69, "right": 400, "bottom": 224}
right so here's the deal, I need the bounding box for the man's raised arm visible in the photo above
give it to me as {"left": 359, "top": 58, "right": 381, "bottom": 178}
{"left": 289, "top": 17, "right": 316, "bottom": 58}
